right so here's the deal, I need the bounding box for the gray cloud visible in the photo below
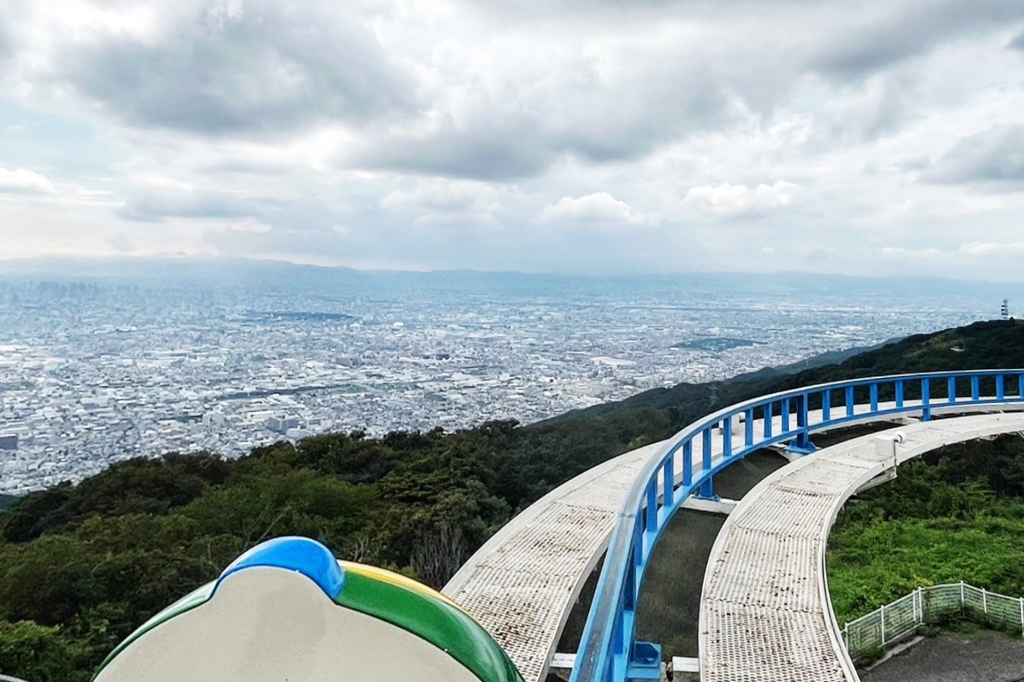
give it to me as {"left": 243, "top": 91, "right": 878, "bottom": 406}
{"left": 361, "top": 118, "right": 555, "bottom": 182}
{"left": 813, "top": 0, "right": 1024, "bottom": 80}
{"left": 922, "top": 124, "right": 1024, "bottom": 186}
{"left": 354, "top": 66, "right": 729, "bottom": 181}
{"left": 117, "top": 187, "right": 268, "bottom": 222}
{"left": 349, "top": 0, "right": 1023, "bottom": 182}
{"left": 60, "top": 1, "right": 419, "bottom": 135}
{"left": 809, "top": 74, "right": 914, "bottom": 147}
{"left": 0, "top": 15, "right": 12, "bottom": 69}
{"left": 897, "top": 157, "right": 931, "bottom": 172}
{"left": 1012, "top": 31, "right": 1024, "bottom": 51}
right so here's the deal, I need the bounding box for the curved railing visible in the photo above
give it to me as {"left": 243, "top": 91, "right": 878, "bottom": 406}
{"left": 570, "top": 369, "right": 1024, "bottom": 682}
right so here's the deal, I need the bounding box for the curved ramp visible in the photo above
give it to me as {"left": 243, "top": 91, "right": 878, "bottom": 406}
{"left": 699, "top": 412, "right": 1024, "bottom": 682}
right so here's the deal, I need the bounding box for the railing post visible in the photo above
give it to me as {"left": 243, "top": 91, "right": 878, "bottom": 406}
{"left": 764, "top": 402, "right": 773, "bottom": 438}
{"left": 870, "top": 383, "right": 878, "bottom": 412}
{"left": 823, "top": 389, "right": 831, "bottom": 421}
{"left": 662, "top": 459, "right": 674, "bottom": 510}
{"left": 628, "top": 524, "right": 641, "bottom": 611}
{"left": 794, "top": 393, "right": 812, "bottom": 451}
{"left": 922, "top": 378, "right": 931, "bottom": 421}
{"left": 683, "top": 440, "right": 692, "bottom": 487}
{"left": 744, "top": 409, "right": 753, "bottom": 447}
{"left": 948, "top": 376, "right": 957, "bottom": 404}
{"left": 998, "top": 374, "right": 1006, "bottom": 401}
{"left": 880, "top": 603, "right": 886, "bottom": 644}
{"left": 723, "top": 418, "right": 732, "bottom": 458}
{"left": 700, "top": 429, "right": 714, "bottom": 499}
{"left": 972, "top": 376, "right": 980, "bottom": 403}
{"left": 782, "top": 398, "right": 790, "bottom": 433}
{"left": 645, "top": 482, "right": 657, "bottom": 554}
{"left": 895, "top": 380, "right": 904, "bottom": 409}
{"left": 846, "top": 385, "right": 854, "bottom": 417}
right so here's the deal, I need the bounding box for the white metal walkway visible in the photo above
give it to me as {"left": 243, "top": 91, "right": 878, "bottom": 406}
{"left": 699, "top": 412, "right": 1024, "bottom": 682}
{"left": 445, "top": 401, "right": 1024, "bottom": 682}
{"left": 443, "top": 442, "right": 661, "bottom": 682}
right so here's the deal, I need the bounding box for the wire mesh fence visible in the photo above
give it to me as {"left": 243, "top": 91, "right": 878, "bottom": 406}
{"left": 843, "top": 582, "right": 1024, "bottom": 663}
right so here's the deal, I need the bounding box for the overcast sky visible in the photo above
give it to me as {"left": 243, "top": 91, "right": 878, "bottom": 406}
{"left": 1, "top": 0, "right": 1024, "bottom": 278}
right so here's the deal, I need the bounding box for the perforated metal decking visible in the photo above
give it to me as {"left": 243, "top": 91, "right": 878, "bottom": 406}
{"left": 700, "top": 413, "right": 1024, "bottom": 682}
{"left": 443, "top": 443, "right": 658, "bottom": 682}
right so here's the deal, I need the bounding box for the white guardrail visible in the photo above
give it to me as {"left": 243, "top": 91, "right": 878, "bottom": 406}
{"left": 844, "top": 581, "right": 1024, "bottom": 662}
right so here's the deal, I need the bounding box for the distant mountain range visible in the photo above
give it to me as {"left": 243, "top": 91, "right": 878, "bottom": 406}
{"left": 2, "top": 256, "right": 1024, "bottom": 301}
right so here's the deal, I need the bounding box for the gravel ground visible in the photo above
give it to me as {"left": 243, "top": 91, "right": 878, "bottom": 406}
{"left": 862, "top": 631, "right": 1024, "bottom": 682}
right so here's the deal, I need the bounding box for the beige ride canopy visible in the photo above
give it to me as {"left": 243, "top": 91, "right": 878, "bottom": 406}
{"left": 92, "top": 537, "right": 523, "bottom": 682}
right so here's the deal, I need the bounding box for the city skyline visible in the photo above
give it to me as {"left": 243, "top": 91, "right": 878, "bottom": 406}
{"left": 0, "top": 267, "right": 997, "bottom": 494}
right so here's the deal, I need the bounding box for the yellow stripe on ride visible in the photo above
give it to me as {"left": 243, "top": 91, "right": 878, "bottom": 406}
{"left": 339, "top": 561, "right": 465, "bottom": 611}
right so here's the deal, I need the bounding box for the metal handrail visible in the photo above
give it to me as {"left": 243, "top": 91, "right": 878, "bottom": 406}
{"left": 570, "top": 369, "right": 1024, "bottom": 682}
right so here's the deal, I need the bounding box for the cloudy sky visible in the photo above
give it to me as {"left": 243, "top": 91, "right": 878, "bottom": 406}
{"left": 1, "top": 0, "right": 1024, "bottom": 278}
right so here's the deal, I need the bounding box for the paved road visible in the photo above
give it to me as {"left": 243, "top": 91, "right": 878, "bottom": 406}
{"left": 862, "top": 632, "right": 1024, "bottom": 682}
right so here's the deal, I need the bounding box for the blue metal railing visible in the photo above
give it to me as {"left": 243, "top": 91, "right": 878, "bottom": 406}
{"left": 569, "top": 369, "right": 1024, "bottom": 682}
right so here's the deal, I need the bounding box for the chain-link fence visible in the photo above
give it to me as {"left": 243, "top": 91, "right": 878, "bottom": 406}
{"left": 843, "top": 582, "right": 1024, "bottom": 662}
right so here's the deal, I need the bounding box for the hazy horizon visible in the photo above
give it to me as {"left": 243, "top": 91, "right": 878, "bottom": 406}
{"left": 5, "top": 253, "right": 1024, "bottom": 287}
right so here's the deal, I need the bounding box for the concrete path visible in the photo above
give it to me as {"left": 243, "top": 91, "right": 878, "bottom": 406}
{"left": 861, "top": 632, "right": 1024, "bottom": 682}
{"left": 699, "top": 412, "right": 1024, "bottom": 682}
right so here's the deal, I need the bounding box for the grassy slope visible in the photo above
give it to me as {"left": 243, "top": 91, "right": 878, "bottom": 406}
{"left": 828, "top": 435, "right": 1024, "bottom": 627}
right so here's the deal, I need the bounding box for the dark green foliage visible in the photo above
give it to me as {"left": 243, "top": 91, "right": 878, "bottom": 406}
{"left": 1, "top": 319, "right": 1022, "bottom": 680}
{"left": 0, "top": 620, "right": 88, "bottom": 682}
{"left": 2, "top": 452, "right": 229, "bottom": 542}
{"left": 0, "top": 416, "right": 655, "bottom": 680}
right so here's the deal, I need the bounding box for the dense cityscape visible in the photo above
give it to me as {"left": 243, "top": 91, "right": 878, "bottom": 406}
{"left": 0, "top": 267, "right": 997, "bottom": 494}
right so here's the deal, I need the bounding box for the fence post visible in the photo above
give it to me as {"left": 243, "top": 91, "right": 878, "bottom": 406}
{"left": 961, "top": 581, "right": 965, "bottom": 612}
{"left": 844, "top": 623, "right": 849, "bottom": 650}
{"left": 880, "top": 603, "right": 886, "bottom": 644}
{"left": 1019, "top": 597, "right": 1023, "bottom": 637}
{"left": 983, "top": 588, "right": 988, "bottom": 614}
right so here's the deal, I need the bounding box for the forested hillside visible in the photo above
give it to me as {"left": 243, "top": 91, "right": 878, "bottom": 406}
{"left": 1, "top": 319, "right": 1022, "bottom": 680}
